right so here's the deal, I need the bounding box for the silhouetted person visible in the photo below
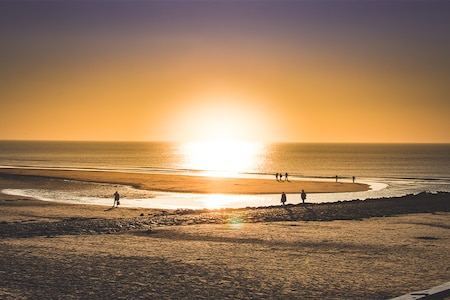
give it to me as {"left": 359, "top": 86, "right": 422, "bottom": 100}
{"left": 301, "top": 189, "right": 306, "bottom": 204}
{"left": 281, "top": 192, "right": 287, "bottom": 206}
{"left": 335, "top": 175, "right": 338, "bottom": 182}
{"left": 113, "top": 191, "right": 120, "bottom": 207}
{"left": 275, "top": 173, "right": 279, "bottom": 181}
{"left": 352, "top": 176, "right": 355, "bottom": 183}
{"left": 285, "top": 172, "right": 288, "bottom": 181}
{"left": 279, "top": 173, "right": 283, "bottom": 181}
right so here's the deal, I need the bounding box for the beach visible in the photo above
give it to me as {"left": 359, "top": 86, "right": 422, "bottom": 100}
{"left": 0, "top": 168, "right": 368, "bottom": 195}
{"left": 1, "top": 169, "right": 450, "bottom": 299}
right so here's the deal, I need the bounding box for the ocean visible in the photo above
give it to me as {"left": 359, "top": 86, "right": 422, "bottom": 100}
{"left": 1, "top": 141, "right": 450, "bottom": 209}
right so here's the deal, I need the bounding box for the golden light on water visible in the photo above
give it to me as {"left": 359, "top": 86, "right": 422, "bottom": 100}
{"left": 182, "top": 141, "right": 264, "bottom": 176}
{"left": 198, "top": 194, "right": 238, "bottom": 210}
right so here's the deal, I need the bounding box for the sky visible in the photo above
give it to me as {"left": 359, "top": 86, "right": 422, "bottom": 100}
{"left": 1, "top": 0, "right": 449, "bottom": 143}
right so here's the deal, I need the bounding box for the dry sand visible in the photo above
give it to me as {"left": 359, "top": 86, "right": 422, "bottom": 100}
{"left": 1, "top": 169, "right": 449, "bottom": 299}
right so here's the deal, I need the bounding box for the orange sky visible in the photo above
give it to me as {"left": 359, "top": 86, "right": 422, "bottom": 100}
{"left": 1, "top": 1, "right": 449, "bottom": 143}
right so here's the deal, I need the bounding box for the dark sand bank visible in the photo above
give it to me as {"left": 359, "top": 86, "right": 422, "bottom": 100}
{"left": 1, "top": 191, "right": 448, "bottom": 238}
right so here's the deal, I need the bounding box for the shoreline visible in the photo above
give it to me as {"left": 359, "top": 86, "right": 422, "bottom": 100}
{"left": 0, "top": 167, "right": 369, "bottom": 195}
{"left": 1, "top": 191, "right": 449, "bottom": 235}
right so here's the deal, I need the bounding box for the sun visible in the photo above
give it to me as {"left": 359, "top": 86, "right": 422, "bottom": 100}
{"left": 168, "top": 92, "right": 274, "bottom": 143}
{"left": 166, "top": 92, "right": 275, "bottom": 175}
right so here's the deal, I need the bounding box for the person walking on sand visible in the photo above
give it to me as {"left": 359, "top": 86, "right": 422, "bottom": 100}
{"left": 113, "top": 191, "right": 120, "bottom": 207}
{"left": 279, "top": 173, "right": 283, "bottom": 181}
{"left": 276, "top": 173, "right": 279, "bottom": 181}
{"left": 352, "top": 176, "right": 355, "bottom": 183}
{"left": 285, "top": 172, "right": 288, "bottom": 181}
{"left": 301, "top": 189, "right": 307, "bottom": 204}
{"left": 281, "top": 192, "right": 287, "bottom": 206}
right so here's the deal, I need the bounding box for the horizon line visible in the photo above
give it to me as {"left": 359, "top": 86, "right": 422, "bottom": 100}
{"left": 1, "top": 139, "right": 449, "bottom": 145}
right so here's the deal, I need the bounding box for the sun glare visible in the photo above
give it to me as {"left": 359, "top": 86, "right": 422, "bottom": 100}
{"left": 170, "top": 93, "right": 272, "bottom": 178}
{"left": 168, "top": 92, "right": 276, "bottom": 143}
{"left": 182, "top": 140, "right": 263, "bottom": 176}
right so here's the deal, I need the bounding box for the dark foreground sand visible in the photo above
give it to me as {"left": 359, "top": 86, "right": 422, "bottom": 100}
{"left": 1, "top": 191, "right": 449, "bottom": 299}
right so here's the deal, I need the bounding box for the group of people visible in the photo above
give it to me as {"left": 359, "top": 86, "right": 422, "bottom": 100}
{"left": 275, "top": 172, "right": 289, "bottom": 181}
{"left": 335, "top": 175, "right": 356, "bottom": 183}
{"left": 281, "top": 189, "right": 306, "bottom": 206}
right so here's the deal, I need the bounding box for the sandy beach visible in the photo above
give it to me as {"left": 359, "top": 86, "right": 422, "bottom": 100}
{"left": 0, "top": 168, "right": 368, "bottom": 195}
{"left": 1, "top": 169, "right": 449, "bottom": 299}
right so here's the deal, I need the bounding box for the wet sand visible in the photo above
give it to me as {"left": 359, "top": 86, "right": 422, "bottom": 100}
{"left": 0, "top": 168, "right": 368, "bottom": 195}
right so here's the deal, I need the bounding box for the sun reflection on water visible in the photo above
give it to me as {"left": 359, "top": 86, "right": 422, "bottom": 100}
{"left": 197, "top": 194, "right": 237, "bottom": 209}
{"left": 181, "top": 141, "right": 264, "bottom": 176}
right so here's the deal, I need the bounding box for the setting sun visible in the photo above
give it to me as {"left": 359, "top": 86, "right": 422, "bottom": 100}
{"left": 168, "top": 93, "right": 276, "bottom": 143}
{"left": 1, "top": 1, "right": 449, "bottom": 297}
{"left": 1, "top": 1, "right": 449, "bottom": 144}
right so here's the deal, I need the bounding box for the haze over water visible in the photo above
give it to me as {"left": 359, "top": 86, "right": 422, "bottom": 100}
{"left": 1, "top": 141, "right": 449, "bottom": 209}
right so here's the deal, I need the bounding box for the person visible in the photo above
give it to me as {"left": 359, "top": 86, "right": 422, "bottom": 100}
{"left": 352, "top": 176, "right": 355, "bottom": 183}
{"left": 301, "top": 189, "right": 306, "bottom": 204}
{"left": 335, "top": 175, "right": 338, "bottom": 182}
{"left": 281, "top": 192, "right": 287, "bottom": 206}
{"left": 285, "top": 172, "right": 288, "bottom": 181}
{"left": 279, "top": 173, "right": 283, "bottom": 181}
{"left": 275, "top": 173, "right": 279, "bottom": 181}
{"left": 113, "top": 191, "right": 120, "bottom": 207}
